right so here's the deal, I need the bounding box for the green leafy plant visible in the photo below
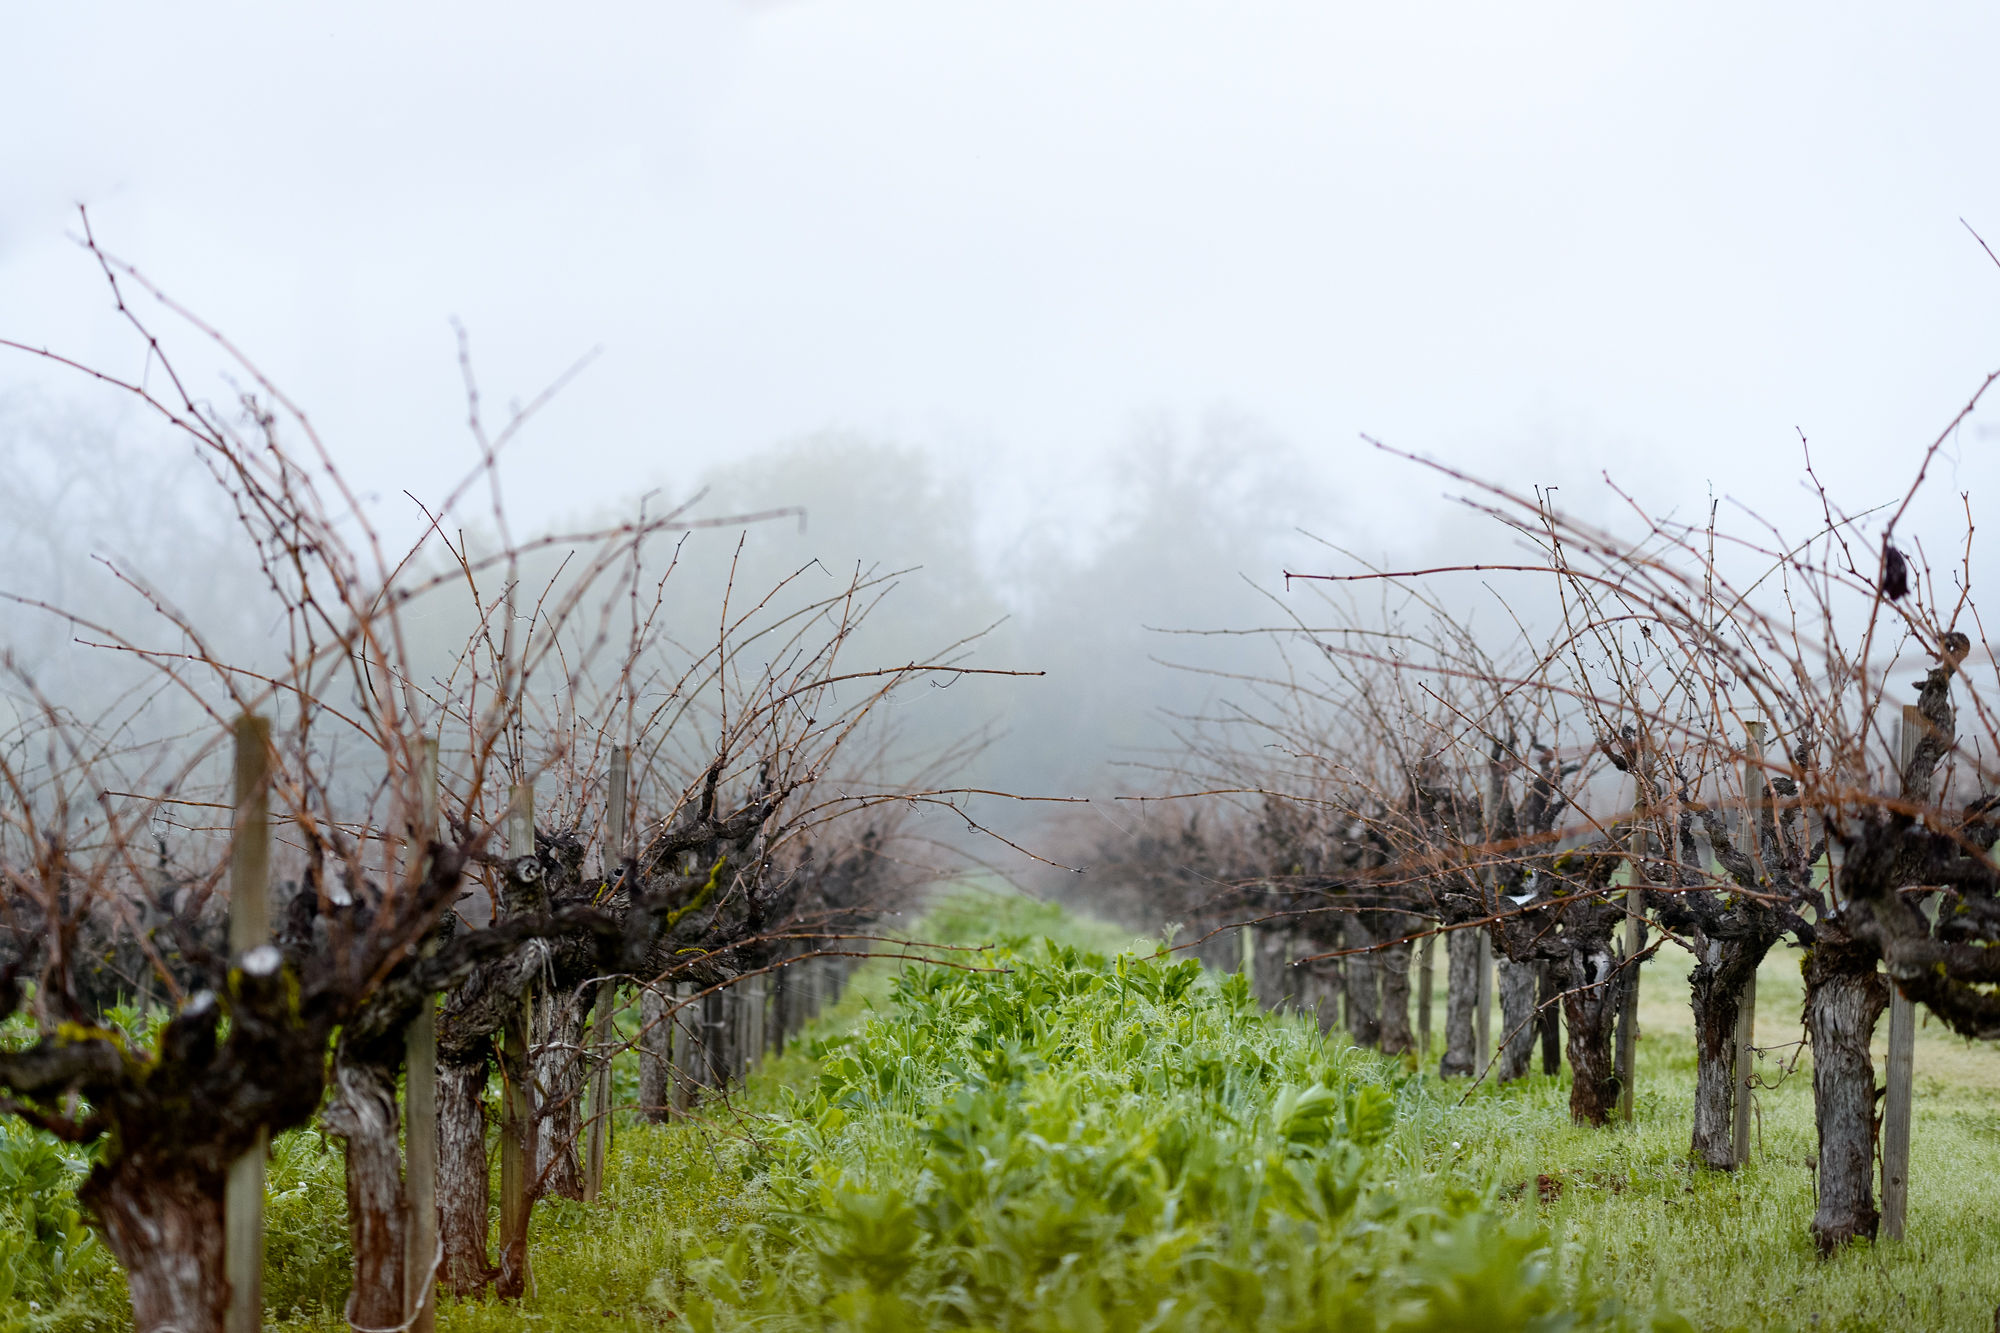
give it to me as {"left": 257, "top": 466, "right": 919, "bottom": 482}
{"left": 660, "top": 931, "right": 1641, "bottom": 1331}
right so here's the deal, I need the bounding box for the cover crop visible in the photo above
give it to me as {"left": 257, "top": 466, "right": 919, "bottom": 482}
{"left": 669, "top": 921, "right": 1682, "bottom": 1331}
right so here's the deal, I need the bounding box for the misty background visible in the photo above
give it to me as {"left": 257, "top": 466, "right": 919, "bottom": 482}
{"left": 5, "top": 2, "right": 2000, "bottom": 878}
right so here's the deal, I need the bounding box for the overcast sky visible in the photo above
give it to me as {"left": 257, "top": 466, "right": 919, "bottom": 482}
{"left": 5, "top": 2, "right": 1999, "bottom": 568}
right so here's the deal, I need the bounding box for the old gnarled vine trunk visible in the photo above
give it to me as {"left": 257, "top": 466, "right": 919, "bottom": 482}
{"left": 322, "top": 1050, "right": 408, "bottom": 1330}
{"left": 1377, "top": 935, "right": 1415, "bottom": 1055}
{"left": 85, "top": 1157, "right": 227, "bottom": 1333}
{"left": 1686, "top": 936, "right": 1770, "bottom": 1171}
{"left": 1344, "top": 933, "right": 1381, "bottom": 1048}
{"left": 1562, "top": 944, "right": 1621, "bottom": 1125}
{"left": 1496, "top": 956, "right": 1538, "bottom": 1082}
{"left": 1440, "top": 929, "right": 1479, "bottom": 1077}
{"left": 533, "top": 987, "right": 592, "bottom": 1202}
{"left": 639, "top": 985, "right": 675, "bottom": 1121}
{"left": 1688, "top": 965, "right": 1742, "bottom": 1170}
{"left": 437, "top": 1053, "right": 496, "bottom": 1295}
{"left": 1805, "top": 935, "right": 1888, "bottom": 1252}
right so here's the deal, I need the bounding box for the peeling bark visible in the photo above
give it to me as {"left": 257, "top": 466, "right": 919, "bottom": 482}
{"left": 1805, "top": 936, "right": 1888, "bottom": 1252}
{"left": 1344, "top": 934, "right": 1381, "bottom": 1048}
{"left": 1377, "top": 934, "right": 1414, "bottom": 1055}
{"left": 1440, "top": 929, "right": 1480, "bottom": 1077}
{"left": 1536, "top": 961, "right": 1562, "bottom": 1076}
{"left": 1496, "top": 956, "right": 1538, "bottom": 1081}
{"left": 321, "top": 1049, "right": 407, "bottom": 1329}
{"left": 639, "top": 986, "right": 673, "bottom": 1122}
{"left": 1688, "top": 960, "right": 1741, "bottom": 1170}
{"left": 1685, "top": 936, "right": 1769, "bottom": 1170}
{"left": 436, "top": 1053, "right": 495, "bottom": 1296}
{"left": 532, "top": 987, "right": 590, "bottom": 1202}
{"left": 1562, "top": 945, "right": 1621, "bottom": 1125}
{"left": 86, "top": 1158, "right": 226, "bottom": 1333}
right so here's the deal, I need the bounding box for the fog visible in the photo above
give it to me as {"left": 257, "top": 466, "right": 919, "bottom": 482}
{"left": 6, "top": 2, "right": 2000, "bottom": 869}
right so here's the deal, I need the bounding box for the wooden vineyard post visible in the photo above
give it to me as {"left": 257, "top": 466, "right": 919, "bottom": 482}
{"left": 771, "top": 951, "right": 794, "bottom": 1049}
{"left": 404, "top": 740, "right": 441, "bottom": 1332}
{"left": 498, "top": 783, "right": 536, "bottom": 1298}
{"left": 1881, "top": 706, "right": 1922, "bottom": 1238}
{"left": 1474, "top": 934, "right": 1493, "bottom": 1073}
{"left": 1733, "top": 721, "right": 1766, "bottom": 1166}
{"left": 638, "top": 985, "right": 671, "bottom": 1122}
{"left": 584, "top": 747, "right": 629, "bottom": 1202}
{"left": 1882, "top": 985, "right": 1916, "bottom": 1239}
{"left": 728, "top": 984, "right": 750, "bottom": 1078}
{"left": 1417, "top": 929, "right": 1435, "bottom": 1063}
{"left": 1615, "top": 771, "right": 1647, "bottom": 1124}
{"left": 1618, "top": 895, "right": 1642, "bottom": 1123}
{"left": 225, "top": 714, "right": 272, "bottom": 1333}
{"left": 1475, "top": 752, "right": 1501, "bottom": 1073}
{"left": 703, "top": 988, "right": 730, "bottom": 1089}
{"left": 671, "top": 983, "right": 698, "bottom": 1115}
{"left": 744, "top": 977, "right": 767, "bottom": 1066}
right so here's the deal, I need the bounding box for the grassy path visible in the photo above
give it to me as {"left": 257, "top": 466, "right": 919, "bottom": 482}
{"left": 1438, "top": 942, "right": 2000, "bottom": 1331}
{"left": 321, "top": 893, "right": 2000, "bottom": 1330}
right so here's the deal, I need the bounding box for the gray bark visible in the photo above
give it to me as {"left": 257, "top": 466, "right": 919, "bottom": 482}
{"left": 639, "top": 986, "right": 673, "bottom": 1122}
{"left": 1806, "top": 943, "right": 1888, "bottom": 1251}
{"left": 1378, "top": 935, "right": 1414, "bottom": 1054}
{"left": 533, "top": 986, "right": 591, "bottom": 1201}
{"left": 436, "top": 1055, "right": 494, "bottom": 1296}
{"left": 90, "top": 1160, "right": 226, "bottom": 1333}
{"left": 1496, "top": 956, "right": 1538, "bottom": 1081}
{"left": 1563, "top": 944, "right": 1622, "bottom": 1125}
{"left": 1536, "top": 961, "right": 1562, "bottom": 1075}
{"left": 1344, "top": 929, "right": 1381, "bottom": 1048}
{"left": 1686, "top": 935, "right": 1769, "bottom": 1170}
{"left": 1689, "top": 969, "right": 1740, "bottom": 1170}
{"left": 1440, "top": 928, "right": 1480, "bottom": 1077}
{"left": 701, "top": 989, "right": 732, "bottom": 1089}
{"left": 321, "top": 1052, "right": 407, "bottom": 1329}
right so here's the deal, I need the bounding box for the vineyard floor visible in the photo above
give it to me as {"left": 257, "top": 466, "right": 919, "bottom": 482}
{"left": 414, "top": 894, "right": 2000, "bottom": 1332}
{"left": 8, "top": 891, "right": 1999, "bottom": 1331}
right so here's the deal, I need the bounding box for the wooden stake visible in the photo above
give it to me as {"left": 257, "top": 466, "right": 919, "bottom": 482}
{"left": 584, "top": 748, "right": 628, "bottom": 1201}
{"left": 404, "top": 739, "right": 440, "bottom": 1332}
{"left": 1733, "top": 720, "right": 1765, "bottom": 1166}
{"left": 703, "top": 987, "right": 729, "bottom": 1088}
{"left": 671, "top": 982, "right": 698, "bottom": 1115}
{"left": 1417, "top": 928, "right": 1435, "bottom": 1062}
{"left": 1881, "top": 983, "right": 1916, "bottom": 1239}
{"left": 1881, "top": 706, "right": 1921, "bottom": 1238}
{"left": 225, "top": 715, "right": 271, "bottom": 1333}
{"left": 498, "top": 783, "right": 535, "bottom": 1297}
{"left": 740, "top": 964, "right": 760, "bottom": 1056}
{"left": 1475, "top": 751, "right": 1503, "bottom": 1074}
{"left": 1474, "top": 933, "right": 1493, "bottom": 1072}
{"left": 1615, "top": 773, "right": 1646, "bottom": 1124}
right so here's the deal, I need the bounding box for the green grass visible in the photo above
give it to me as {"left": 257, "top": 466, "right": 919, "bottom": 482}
{"left": 4, "top": 890, "right": 1998, "bottom": 1329}
{"left": 1429, "top": 943, "right": 2000, "bottom": 1332}
{"left": 408, "top": 890, "right": 1672, "bottom": 1331}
